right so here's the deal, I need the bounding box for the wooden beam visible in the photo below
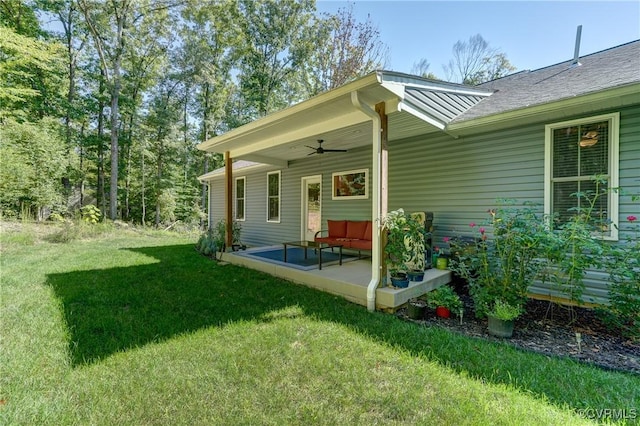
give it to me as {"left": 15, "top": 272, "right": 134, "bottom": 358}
{"left": 225, "top": 151, "right": 233, "bottom": 250}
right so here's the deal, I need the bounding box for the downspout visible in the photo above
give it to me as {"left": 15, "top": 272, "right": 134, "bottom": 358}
{"left": 351, "top": 91, "right": 381, "bottom": 312}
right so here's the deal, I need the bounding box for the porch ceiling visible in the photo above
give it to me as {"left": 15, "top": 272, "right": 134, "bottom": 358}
{"left": 197, "top": 71, "right": 492, "bottom": 167}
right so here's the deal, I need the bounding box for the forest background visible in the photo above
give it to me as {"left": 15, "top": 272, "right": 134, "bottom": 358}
{"left": 0, "top": 0, "right": 513, "bottom": 228}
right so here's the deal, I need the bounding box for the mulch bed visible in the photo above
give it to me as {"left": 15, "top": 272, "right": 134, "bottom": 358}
{"left": 398, "top": 293, "right": 640, "bottom": 375}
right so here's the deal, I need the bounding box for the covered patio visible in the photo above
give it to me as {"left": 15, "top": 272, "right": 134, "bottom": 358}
{"left": 198, "top": 71, "right": 491, "bottom": 311}
{"left": 221, "top": 249, "right": 452, "bottom": 312}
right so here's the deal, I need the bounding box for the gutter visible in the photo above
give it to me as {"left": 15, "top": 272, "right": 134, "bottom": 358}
{"left": 351, "top": 91, "right": 381, "bottom": 312}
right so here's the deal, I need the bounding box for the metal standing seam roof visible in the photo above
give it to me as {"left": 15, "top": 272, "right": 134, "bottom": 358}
{"left": 403, "top": 87, "right": 488, "bottom": 124}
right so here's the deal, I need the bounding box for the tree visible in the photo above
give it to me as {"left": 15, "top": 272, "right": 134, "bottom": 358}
{"left": 179, "top": 0, "right": 239, "bottom": 223}
{"left": 303, "top": 5, "right": 388, "bottom": 95}
{"left": 0, "top": 118, "right": 68, "bottom": 219}
{"left": 410, "top": 58, "right": 439, "bottom": 80}
{"left": 236, "top": 0, "right": 317, "bottom": 117}
{"left": 443, "top": 34, "right": 515, "bottom": 85}
{"left": 0, "top": 25, "right": 65, "bottom": 120}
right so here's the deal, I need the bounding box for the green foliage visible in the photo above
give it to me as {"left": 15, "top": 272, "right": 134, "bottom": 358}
{"left": 237, "top": 0, "right": 317, "bottom": 117}
{"left": 600, "top": 214, "right": 640, "bottom": 340}
{"left": 196, "top": 219, "right": 241, "bottom": 259}
{"left": 195, "top": 228, "right": 219, "bottom": 258}
{"left": 0, "top": 25, "right": 66, "bottom": 119}
{"left": 449, "top": 201, "right": 546, "bottom": 317}
{"left": 0, "top": 118, "right": 69, "bottom": 219}
{"left": 488, "top": 299, "right": 523, "bottom": 321}
{"left": 80, "top": 205, "right": 102, "bottom": 223}
{"left": 381, "top": 208, "right": 428, "bottom": 275}
{"left": 426, "top": 285, "right": 463, "bottom": 312}
{"left": 539, "top": 177, "right": 608, "bottom": 308}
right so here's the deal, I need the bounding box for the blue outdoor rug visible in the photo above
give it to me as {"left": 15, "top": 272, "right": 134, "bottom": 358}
{"left": 238, "top": 246, "right": 359, "bottom": 270}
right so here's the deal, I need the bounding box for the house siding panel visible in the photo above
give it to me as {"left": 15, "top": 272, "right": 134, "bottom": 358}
{"left": 207, "top": 146, "right": 373, "bottom": 247}
{"left": 206, "top": 104, "right": 638, "bottom": 304}
{"left": 388, "top": 104, "right": 640, "bottom": 304}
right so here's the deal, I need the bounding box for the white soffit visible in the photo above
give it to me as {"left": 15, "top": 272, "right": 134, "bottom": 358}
{"left": 197, "top": 71, "right": 493, "bottom": 163}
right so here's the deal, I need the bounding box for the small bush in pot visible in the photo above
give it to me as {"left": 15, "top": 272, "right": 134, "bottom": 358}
{"left": 486, "top": 299, "right": 522, "bottom": 338}
{"left": 381, "top": 209, "right": 428, "bottom": 286}
{"left": 427, "top": 285, "right": 462, "bottom": 318}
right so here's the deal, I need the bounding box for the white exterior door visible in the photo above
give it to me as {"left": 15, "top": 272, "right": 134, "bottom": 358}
{"left": 302, "top": 175, "right": 322, "bottom": 241}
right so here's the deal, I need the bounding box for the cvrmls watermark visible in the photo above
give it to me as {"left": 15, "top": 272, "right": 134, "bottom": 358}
{"left": 576, "top": 408, "right": 637, "bottom": 420}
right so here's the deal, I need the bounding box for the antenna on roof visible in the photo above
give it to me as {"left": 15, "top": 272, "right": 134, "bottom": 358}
{"left": 571, "top": 25, "right": 583, "bottom": 67}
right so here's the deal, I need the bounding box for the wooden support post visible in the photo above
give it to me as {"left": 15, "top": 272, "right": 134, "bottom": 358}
{"left": 225, "top": 151, "right": 233, "bottom": 250}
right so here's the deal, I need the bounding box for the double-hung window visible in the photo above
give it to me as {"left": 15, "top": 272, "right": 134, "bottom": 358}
{"left": 235, "top": 177, "right": 245, "bottom": 221}
{"left": 544, "top": 112, "right": 619, "bottom": 239}
{"left": 267, "top": 171, "right": 280, "bottom": 222}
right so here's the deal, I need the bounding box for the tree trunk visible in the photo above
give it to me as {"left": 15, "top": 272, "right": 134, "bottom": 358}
{"left": 200, "top": 83, "right": 210, "bottom": 229}
{"left": 97, "top": 72, "right": 106, "bottom": 217}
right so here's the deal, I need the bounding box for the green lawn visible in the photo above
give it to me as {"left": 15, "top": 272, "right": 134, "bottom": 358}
{"left": 1, "top": 223, "right": 638, "bottom": 425}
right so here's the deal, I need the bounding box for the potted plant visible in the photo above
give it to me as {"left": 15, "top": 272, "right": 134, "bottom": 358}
{"left": 381, "top": 209, "right": 428, "bottom": 288}
{"left": 486, "top": 299, "right": 522, "bottom": 338}
{"left": 406, "top": 298, "right": 427, "bottom": 320}
{"left": 427, "top": 285, "right": 462, "bottom": 318}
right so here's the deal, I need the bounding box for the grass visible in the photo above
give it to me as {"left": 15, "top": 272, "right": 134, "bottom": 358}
{"left": 1, "top": 222, "right": 638, "bottom": 425}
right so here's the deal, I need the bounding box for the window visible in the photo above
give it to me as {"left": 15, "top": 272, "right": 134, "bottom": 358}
{"left": 235, "top": 177, "right": 245, "bottom": 221}
{"left": 545, "top": 113, "right": 619, "bottom": 239}
{"left": 267, "top": 171, "right": 280, "bottom": 222}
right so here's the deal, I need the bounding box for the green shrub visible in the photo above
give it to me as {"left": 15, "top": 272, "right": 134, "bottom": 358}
{"left": 599, "top": 214, "right": 640, "bottom": 340}
{"left": 427, "top": 285, "right": 462, "bottom": 312}
{"left": 488, "top": 300, "right": 522, "bottom": 321}
{"left": 80, "top": 205, "right": 101, "bottom": 223}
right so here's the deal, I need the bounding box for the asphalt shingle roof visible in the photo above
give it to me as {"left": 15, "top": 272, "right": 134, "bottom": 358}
{"left": 453, "top": 40, "right": 640, "bottom": 123}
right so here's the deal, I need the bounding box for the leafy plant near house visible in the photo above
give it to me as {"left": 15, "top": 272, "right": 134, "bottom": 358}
{"left": 600, "top": 212, "right": 640, "bottom": 340}
{"left": 538, "top": 176, "right": 608, "bottom": 313}
{"left": 381, "top": 208, "right": 428, "bottom": 277}
{"left": 426, "top": 285, "right": 463, "bottom": 312}
{"left": 448, "top": 200, "right": 546, "bottom": 318}
{"left": 196, "top": 219, "right": 242, "bottom": 259}
{"left": 487, "top": 299, "right": 523, "bottom": 321}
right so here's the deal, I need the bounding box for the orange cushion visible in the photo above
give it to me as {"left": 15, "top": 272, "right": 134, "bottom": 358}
{"left": 364, "top": 221, "right": 372, "bottom": 241}
{"left": 327, "top": 220, "right": 347, "bottom": 238}
{"left": 346, "top": 221, "right": 368, "bottom": 239}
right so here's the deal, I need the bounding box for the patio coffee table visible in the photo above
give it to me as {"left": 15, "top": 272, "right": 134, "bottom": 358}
{"left": 282, "top": 240, "right": 343, "bottom": 270}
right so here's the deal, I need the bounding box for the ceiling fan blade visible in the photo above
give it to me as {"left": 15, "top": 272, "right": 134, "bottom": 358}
{"left": 307, "top": 151, "right": 317, "bottom": 156}
{"left": 323, "top": 149, "right": 348, "bottom": 152}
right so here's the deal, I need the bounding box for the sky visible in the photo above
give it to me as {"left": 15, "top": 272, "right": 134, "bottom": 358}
{"left": 315, "top": 1, "right": 640, "bottom": 77}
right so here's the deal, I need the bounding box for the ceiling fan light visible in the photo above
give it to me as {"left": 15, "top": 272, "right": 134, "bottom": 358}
{"left": 579, "top": 138, "right": 598, "bottom": 147}
{"left": 579, "top": 130, "right": 599, "bottom": 147}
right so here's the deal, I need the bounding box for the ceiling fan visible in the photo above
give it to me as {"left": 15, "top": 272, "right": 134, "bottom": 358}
{"left": 306, "top": 139, "right": 348, "bottom": 155}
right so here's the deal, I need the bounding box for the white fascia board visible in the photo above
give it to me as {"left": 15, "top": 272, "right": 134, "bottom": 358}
{"left": 397, "top": 101, "right": 446, "bottom": 130}
{"left": 237, "top": 154, "right": 288, "bottom": 168}
{"left": 198, "top": 163, "right": 271, "bottom": 182}
{"left": 197, "top": 73, "right": 380, "bottom": 153}
{"left": 227, "top": 109, "right": 369, "bottom": 158}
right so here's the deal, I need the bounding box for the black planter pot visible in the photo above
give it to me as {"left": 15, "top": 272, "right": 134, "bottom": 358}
{"left": 407, "top": 301, "right": 427, "bottom": 319}
{"left": 390, "top": 273, "right": 409, "bottom": 288}
{"left": 407, "top": 269, "right": 425, "bottom": 282}
{"left": 487, "top": 316, "right": 515, "bottom": 338}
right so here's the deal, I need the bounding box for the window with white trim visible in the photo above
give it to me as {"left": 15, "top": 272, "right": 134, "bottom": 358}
{"left": 545, "top": 112, "right": 619, "bottom": 239}
{"left": 235, "top": 177, "right": 245, "bottom": 221}
{"left": 267, "top": 171, "right": 280, "bottom": 222}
